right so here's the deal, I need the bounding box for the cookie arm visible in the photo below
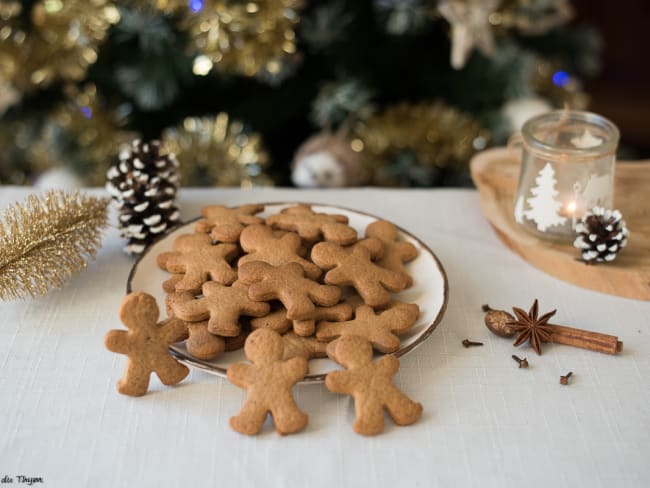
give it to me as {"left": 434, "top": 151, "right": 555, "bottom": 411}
{"left": 160, "top": 317, "right": 189, "bottom": 344}
{"left": 104, "top": 329, "right": 129, "bottom": 354}
{"left": 227, "top": 363, "right": 255, "bottom": 389}
{"left": 325, "top": 370, "right": 355, "bottom": 394}
{"left": 282, "top": 357, "right": 308, "bottom": 383}
{"left": 315, "top": 321, "right": 344, "bottom": 342}
{"left": 375, "top": 355, "right": 400, "bottom": 377}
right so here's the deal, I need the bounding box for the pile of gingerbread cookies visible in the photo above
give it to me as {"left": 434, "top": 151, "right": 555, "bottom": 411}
{"left": 106, "top": 204, "right": 424, "bottom": 436}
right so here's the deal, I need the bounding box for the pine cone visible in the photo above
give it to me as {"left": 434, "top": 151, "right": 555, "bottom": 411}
{"left": 573, "top": 207, "right": 629, "bottom": 264}
{"left": 106, "top": 139, "right": 181, "bottom": 255}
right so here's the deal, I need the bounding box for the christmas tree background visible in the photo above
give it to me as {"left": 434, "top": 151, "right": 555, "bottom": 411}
{"left": 0, "top": 0, "right": 615, "bottom": 188}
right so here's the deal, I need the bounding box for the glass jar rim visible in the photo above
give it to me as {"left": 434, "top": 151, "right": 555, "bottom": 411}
{"left": 521, "top": 110, "right": 619, "bottom": 160}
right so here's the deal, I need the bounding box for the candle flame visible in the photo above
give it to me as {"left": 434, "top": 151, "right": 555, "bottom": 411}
{"left": 566, "top": 201, "right": 577, "bottom": 213}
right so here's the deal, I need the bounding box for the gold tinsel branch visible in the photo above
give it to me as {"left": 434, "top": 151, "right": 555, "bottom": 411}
{"left": 183, "top": 0, "right": 303, "bottom": 80}
{"left": 161, "top": 113, "right": 272, "bottom": 187}
{"left": 0, "top": 191, "right": 110, "bottom": 301}
{"left": 0, "top": 0, "right": 119, "bottom": 91}
{"left": 351, "top": 101, "right": 489, "bottom": 181}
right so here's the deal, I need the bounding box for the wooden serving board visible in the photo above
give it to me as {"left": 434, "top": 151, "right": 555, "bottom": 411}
{"left": 470, "top": 147, "right": 650, "bottom": 301}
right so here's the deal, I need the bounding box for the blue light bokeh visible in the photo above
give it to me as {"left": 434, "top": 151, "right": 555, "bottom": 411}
{"left": 189, "top": 0, "right": 204, "bottom": 12}
{"left": 552, "top": 71, "right": 571, "bottom": 87}
{"left": 81, "top": 106, "right": 93, "bottom": 119}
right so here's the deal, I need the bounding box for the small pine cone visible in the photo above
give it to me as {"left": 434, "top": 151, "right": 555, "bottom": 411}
{"left": 106, "top": 139, "right": 181, "bottom": 255}
{"left": 573, "top": 207, "right": 629, "bottom": 264}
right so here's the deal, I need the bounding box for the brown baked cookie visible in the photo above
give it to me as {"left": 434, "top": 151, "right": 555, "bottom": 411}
{"left": 238, "top": 261, "right": 341, "bottom": 320}
{"left": 224, "top": 330, "right": 249, "bottom": 352}
{"left": 227, "top": 329, "right": 308, "bottom": 435}
{"left": 266, "top": 204, "right": 357, "bottom": 244}
{"left": 311, "top": 242, "right": 409, "bottom": 307}
{"left": 185, "top": 321, "right": 226, "bottom": 360}
{"left": 166, "top": 282, "right": 270, "bottom": 337}
{"left": 195, "top": 204, "right": 265, "bottom": 242}
{"left": 105, "top": 292, "right": 189, "bottom": 396}
{"left": 238, "top": 224, "right": 321, "bottom": 280}
{"left": 250, "top": 304, "right": 292, "bottom": 334}
{"left": 325, "top": 335, "right": 423, "bottom": 436}
{"left": 157, "top": 233, "right": 238, "bottom": 293}
{"left": 316, "top": 302, "right": 419, "bottom": 353}
{"left": 281, "top": 331, "right": 328, "bottom": 361}
{"left": 292, "top": 302, "right": 354, "bottom": 337}
{"left": 343, "top": 236, "right": 384, "bottom": 260}
{"left": 366, "top": 220, "right": 418, "bottom": 286}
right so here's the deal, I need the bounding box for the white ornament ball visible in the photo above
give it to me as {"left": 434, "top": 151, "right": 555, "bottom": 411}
{"left": 35, "top": 167, "right": 84, "bottom": 190}
{"left": 502, "top": 97, "right": 553, "bottom": 133}
{"left": 291, "top": 151, "right": 347, "bottom": 188}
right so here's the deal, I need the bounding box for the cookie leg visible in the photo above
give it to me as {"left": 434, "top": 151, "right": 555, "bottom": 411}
{"left": 270, "top": 398, "right": 308, "bottom": 435}
{"left": 230, "top": 398, "right": 268, "bottom": 435}
{"left": 176, "top": 268, "right": 207, "bottom": 294}
{"left": 292, "top": 319, "right": 315, "bottom": 337}
{"left": 353, "top": 396, "right": 385, "bottom": 436}
{"left": 355, "top": 281, "right": 391, "bottom": 308}
{"left": 117, "top": 359, "right": 151, "bottom": 397}
{"left": 384, "top": 390, "right": 423, "bottom": 426}
{"left": 155, "top": 356, "right": 190, "bottom": 386}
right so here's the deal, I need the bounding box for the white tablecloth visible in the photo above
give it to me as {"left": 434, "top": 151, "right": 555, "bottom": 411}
{"left": 1, "top": 186, "right": 648, "bottom": 488}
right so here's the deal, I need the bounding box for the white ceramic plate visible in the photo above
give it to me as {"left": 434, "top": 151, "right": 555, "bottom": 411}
{"left": 127, "top": 202, "right": 448, "bottom": 382}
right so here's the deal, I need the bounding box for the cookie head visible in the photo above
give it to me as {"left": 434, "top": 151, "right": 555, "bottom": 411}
{"left": 245, "top": 328, "right": 284, "bottom": 364}
{"left": 119, "top": 292, "right": 159, "bottom": 329}
{"left": 330, "top": 335, "right": 374, "bottom": 369}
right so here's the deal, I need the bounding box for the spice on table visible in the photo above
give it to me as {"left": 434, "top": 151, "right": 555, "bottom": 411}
{"left": 462, "top": 339, "right": 483, "bottom": 348}
{"left": 560, "top": 372, "right": 573, "bottom": 385}
{"left": 482, "top": 304, "right": 517, "bottom": 338}
{"left": 505, "top": 299, "right": 623, "bottom": 356}
{"left": 511, "top": 355, "right": 528, "bottom": 368}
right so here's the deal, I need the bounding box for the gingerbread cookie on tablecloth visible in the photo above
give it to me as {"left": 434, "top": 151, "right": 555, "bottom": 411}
{"left": 227, "top": 329, "right": 308, "bottom": 435}
{"left": 325, "top": 335, "right": 423, "bottom": 436}
{"left": 105, "top": 292, "right": 189, "bottom": 396}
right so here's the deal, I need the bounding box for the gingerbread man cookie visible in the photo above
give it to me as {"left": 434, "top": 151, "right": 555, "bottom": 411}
{"left": 266, "top": 204, "right": 357, "bottom": 244}
{"left": 325, "top": 335, "right": 423, "bottom": 435}
{"left": 238, "top": 224, "right": 322, "bottom": 280}
{"left": 292, "top": 302, "right": 353, "bottom": 337}
{"left": 311, "top": 242, "right": 409, "bottom": 307}
{"left": 366, "top": 220, "right": 418, "bottom": 286}
{"left": 238, "top": 261, "right": 341, "bottom": 320}
{"left": 166, "top": 282, "right": 270, "bottom": 337}
{"left": 227, "top": 329, "right": 308, "bottom": 435}
{"left": 105, "top": 292, "right": 189, "bottom": 396}
{"left": 157, "top": 233, "right": 238, "bottom": 293}
{"left": 316, "top": 302, "right": 419, "bottom": 353}
{"left": 184, "top": 320, "right": 226, "bottom": 360}
{"left": 195, "top": 204, "right": 265, "bottom": 242}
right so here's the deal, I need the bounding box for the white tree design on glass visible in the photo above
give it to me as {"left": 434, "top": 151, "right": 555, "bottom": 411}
{"left": 524, "top": 162, "right": 567, "bottom": 231}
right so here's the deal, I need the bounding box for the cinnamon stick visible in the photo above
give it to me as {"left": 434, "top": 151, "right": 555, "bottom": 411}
{"left": 548, "top": 324, "right": 623, "bottom": 355}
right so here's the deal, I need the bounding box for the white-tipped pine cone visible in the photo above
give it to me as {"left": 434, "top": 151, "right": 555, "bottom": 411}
{"left": 106, "top": 139, "right": 181, "bottom": 255}
{"left": 573, "top": 207, "right": 628, "bottom": 263}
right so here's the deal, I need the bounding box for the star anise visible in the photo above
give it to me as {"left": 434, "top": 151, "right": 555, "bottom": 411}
{"left": 507, "top": 299, "right": 555, "bottom": 355}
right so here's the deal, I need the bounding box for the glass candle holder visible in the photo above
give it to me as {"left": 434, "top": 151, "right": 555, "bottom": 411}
{"left": 512, "top": 110, "right": 619, "bottom": 241}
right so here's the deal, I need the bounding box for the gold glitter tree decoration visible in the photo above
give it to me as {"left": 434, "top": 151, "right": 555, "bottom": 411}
{"left": 0, "top": 191, "right": 110, "bottom": 301}
{"left": 351, "top": 101, "right": 488, "bottom": 184}
{"left": 0, "top": 0, "right": 119, "bottom": 91}
{"left": 183, "top": 0, "right": 303, "bottom": 81}
{"left": 161, "top": 113, "right": 272, "bottom": 187}
{"left": 30, "top": 84, "right": 137, "bottom": 186}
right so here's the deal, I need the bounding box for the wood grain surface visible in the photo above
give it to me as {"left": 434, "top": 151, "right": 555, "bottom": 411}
{"left": 471, "top": 147, "right": 650, "bottom": 301}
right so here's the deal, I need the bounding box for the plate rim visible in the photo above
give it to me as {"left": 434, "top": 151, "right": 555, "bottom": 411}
{"left": 126, "top": 201, "right": 449, "bottom": 382}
